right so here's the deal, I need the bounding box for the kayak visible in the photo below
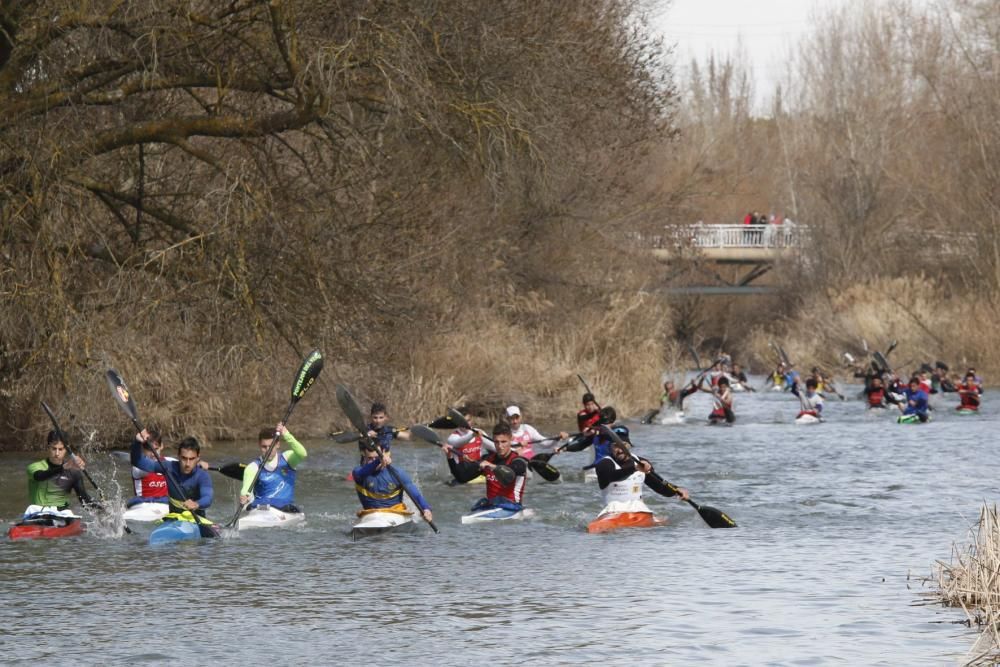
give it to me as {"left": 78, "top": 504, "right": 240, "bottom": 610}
{"left": 584, "top": 468, "right": 597, "bottom": 483}
{"left": 123, "top": 501, "right": 169, "bottom": 522}
{"left": 8, "top": 507, "right": 84, "bottom": 541}
{"left": 957, "top": 408, "right": 979, "bottom": 415}
{"left": 350, "top": 508, "right": 415, "bottom": 540}
{"left": 587, "top": 511, "right": 666, "bottom": 534}
{"left": 237, "top": 505, "right": 306, "bottom": 530}
{"left": 656, "top": 411, "right": 686, "bottom": 425}
{"left": 149, "top": 519, "right": 202, "bottom": 545}
{"left": 897, "top": 414, "right": 931, "bottom": 424}
{"left": 461, "top": 507, "right": 536, "bottom": 524}
{"left": 794, "top": 413, "right": 822, "bottom": 425}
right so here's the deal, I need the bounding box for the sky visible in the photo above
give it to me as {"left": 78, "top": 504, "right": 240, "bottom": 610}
{"left": 652, "top": 0, "right": 855, "bottom": 107}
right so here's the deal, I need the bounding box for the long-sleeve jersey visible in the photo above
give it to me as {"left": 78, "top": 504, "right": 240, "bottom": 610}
{"left": 27, "top": 459, "right": 94, "bottom": 509}
{"left": 352, "top": 459, "right": 431, "bottom": 512}
{"left": 594, "top": 456, "right": 678, "bottom": 498}
{"left": 239, "top": 431, "right": 307, "bottom": 499}
{"left": 130, "top": 439, "right": 214, "bottom": 510}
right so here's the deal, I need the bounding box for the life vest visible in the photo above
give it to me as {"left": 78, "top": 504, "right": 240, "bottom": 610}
{"left": 250, "top": 452, "right": 296, "bottom": 509}
{"left": 451, "top": 430, "right": 483, "bottom": 462}
{"left": 958, "top": 383, "right": 981, "bottom": 408}
{"left": 369, "top": 423, "right": 397, "bottom": 451}
{"left": 484, "top": 451, "right": 525, "bottom": 504}
{"left": 867, "top": 387, "right": 886, "bottom": 407}
{"left": 134, "top": 470, "right": 168, "bottom": 498}
{"left": 510, "top": 426, "right": 535, "bottom": 459}
{"left": 577, "top": 409, "right": 601, "bottom": 432}
{"left": 598, "top": 457, "right": 651, "bottom": 515}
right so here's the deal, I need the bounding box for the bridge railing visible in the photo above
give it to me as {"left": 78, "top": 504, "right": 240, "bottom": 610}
{"left": 642, "top": 223, "right": 809, "bottom": 250}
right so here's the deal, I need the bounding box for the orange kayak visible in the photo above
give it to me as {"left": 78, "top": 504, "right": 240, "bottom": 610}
{"left": 8, "top": 518, "right": 84, "bottom": 541}
{"left": 587, "top": 511, "right": 667, "bottom": 534}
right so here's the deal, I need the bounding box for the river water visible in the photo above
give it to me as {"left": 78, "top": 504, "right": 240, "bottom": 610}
{"left": 0, "top": 384, "right": 990, "bottom": 665}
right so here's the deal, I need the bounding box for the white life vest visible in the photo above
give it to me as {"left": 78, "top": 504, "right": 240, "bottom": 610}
{"left": 598, "top": 457, "right": 652, "bottom": 515}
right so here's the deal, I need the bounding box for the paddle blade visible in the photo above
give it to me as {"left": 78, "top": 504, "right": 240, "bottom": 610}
{"left": 290, "top": 349, "right": 324, "bottom": 401}
{"left": 330, "top": 431, "right": 361, "bottom": 444}
{"left": 409, "top": 424, "right": 441, "bottom": 446}
{"left": 873, "top": 351, "right": 892, "bottom": 374}
{"left": 528, "top": 458, "right": 560, "bottom": 482}
{"left": 689, "top": 500, "right": 737, "bottom": 528}
{"left": 576, "top": 374, "right": 594, "bottom": 395}
{"left": 335, "top": 384, "right": 369, "bottom": 434}
{"left": 211, "top": 462, "right": 246, "bottom": 481}
{"left": 493, "top": 464, "right": 516, "bottom": 486}
{"left": 428, "top": 415, "right": 457, "bottom": 429}
{"left": 446, "top": 408, "right": 471, "bottom": 431}
{"left": 105, "top": 369, "right": 141, "bottom": 427}
{"left": 640, "top": 409, "right": 659, "bottom": 425}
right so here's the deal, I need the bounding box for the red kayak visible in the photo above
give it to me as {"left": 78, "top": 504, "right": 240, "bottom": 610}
{"left": 587, "top": 511, "right": 667, "bottom": 534}
{"left": 8, "top": 518, "right": 84, "bottom": 541}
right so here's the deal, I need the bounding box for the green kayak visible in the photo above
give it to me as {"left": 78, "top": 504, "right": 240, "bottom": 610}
{"left": 897, "top": 414, "right": 930, "bottom": 424}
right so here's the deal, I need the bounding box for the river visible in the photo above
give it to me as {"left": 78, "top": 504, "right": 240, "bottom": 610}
{"left": 0, "top": 384, "right": 988, "bottom": 665}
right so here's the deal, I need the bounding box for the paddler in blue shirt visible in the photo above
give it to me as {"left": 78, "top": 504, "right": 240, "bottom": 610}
{"left": 365, "top": 401, "right": 412, "bottom": 451}
{"left": 131, "top": 430, "right": 214, "bottom": 518}
{"left": 900, "top": 376, "right": 930, "bottom": 422}
{"left": 238, "top": 422, "right": 306, "bottom": 512}
{"left": 353, "top": 439, "right": 433, "bottom": 523}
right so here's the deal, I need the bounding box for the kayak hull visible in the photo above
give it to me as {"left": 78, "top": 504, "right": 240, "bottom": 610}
{"left": 8, "top": 518, "right": 84, "bottom": 541}
{"left": 587, "top": 511, "right": 666, "bottom": 534}
{"left": 794, "top": 414, "right": 822, "bottom": 425}
{"left": 149, "top": 519, "right": 202, "bottom": 545}
{"left": 461, "top": 507, "right": 535, "bottom": 524}
{"left": 957, "top": 408, "right": 978, "bottom": 415}
{"left": 238, "top": 506, "right": 306, "bottom": 530}
{"left": 897, "top": 414, "right": 931, "bottom": 424}
{"left": 123, "top": 502, "right": 170, "bottom": 522}
{"left": 350, "top": 510, "right": 414, "bottom": 540}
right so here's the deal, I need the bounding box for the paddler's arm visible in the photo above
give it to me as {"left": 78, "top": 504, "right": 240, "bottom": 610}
{"left": 594, "top": 457, "right": 635, "bottom": 489}
{"left": 280, "top": 425, "right": 307, "bottom": 467}
{"left": 239, "top": 461, "right": 260, "bottom": 504}
{"left": 190, "top": 468, "right": 214, "bottom": 510}
{"left": 351, "top": 459, "right": 381, "bottom": 483}
{"left": 30, "top": 460, "right": 64, "bottom": 481}
{"left": 641, "top": 460, "right": 690, "bottom": 501}
{"left": 129, "top": 432, "right": 160, "bottom": 473}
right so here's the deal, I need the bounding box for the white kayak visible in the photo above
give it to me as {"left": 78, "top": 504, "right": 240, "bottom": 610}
{"left": 460, "top": 507, "right": 536, "bottom": 524}
{"left": 656, "top": 410, "right": 686, "bottom": 425}
{"left": 351, "top": 508, "right": 415, "bottom": 540}
{"left": 237, "top": 505, "right": 306, "bottom": 530}
{"left": 123, "top": 502, "right": 170, "bottom": 522}
{"left": 794, "top": 413, "right": 822, "bottom": 425}
{"left": 584, "top": 468, "right": 597, "bottom": 483}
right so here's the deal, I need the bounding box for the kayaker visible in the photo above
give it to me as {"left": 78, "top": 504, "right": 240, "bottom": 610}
{"left": 577, "top": 393, "right": 601, "bottom": 432}
{"left": 793, "top": 377, "right": 824, "bottom": 419}
{"left": 352, "top": 439, "right": 433, "bottom": 523}
{"left": 766, "top": 363, "right": 787, "bottom": 390}
{"left": 131, "top": 430, "right": 214, "bottom": 518}
{"left": 467, "top": 422, "right": 529, "bottom": 513}
{"left": 956, "top": 372, "right": 982, "bottom": 412}
{"left": 899, "top": 376, "right": 931, "bottom": 422}
{"left": 730, "top": 363, "right": 755, "bottom": 392}
{"left": 865, "top": 376, "right": 889, "bottom": 409}
{"left": 595, "top": 428, "right": 689, "bottom": 514}
{"left": 557, "top": 406, "right": 618, "bottom": 470}
{"left": 702, "top": 376, "right": 735, "bottom": 424}
{"left": 366, "top": 401, "right": 412, "bottom": 451}
{"left": 505, "top": 405, "right": 567, "bottom": 459}
{"left": 238, "top": 422, "right": 306, "bottom": 512}
{"left": 441, "top": 408, "right": 490, "bottom": 484}
{"left": 27, "top": 431, "right": 99, "bottom": 511}
{"left": 126, "top": 425, "right": 169, "bottom": 509}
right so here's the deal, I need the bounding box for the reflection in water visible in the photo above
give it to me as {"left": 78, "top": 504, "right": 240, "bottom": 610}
{"left": 0, "top": 385, "right": 989, "bottom": 664}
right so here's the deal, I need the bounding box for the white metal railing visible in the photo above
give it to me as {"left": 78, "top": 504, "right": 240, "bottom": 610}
{"left": 636, "top": 224, "right": 809, "bottom": 250}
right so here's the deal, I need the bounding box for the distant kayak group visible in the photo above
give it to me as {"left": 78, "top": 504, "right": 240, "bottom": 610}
{"left": 7, "top": 351, "right": 737, "bottom": 544}
{"left": 644, "top": 342, "right": 983, "bottom": 427}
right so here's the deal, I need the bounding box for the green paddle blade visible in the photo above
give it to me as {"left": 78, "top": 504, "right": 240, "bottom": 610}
{"left": 409, "top": 424, "right": 441, "bottom": 446}
{"left": 291, "top": 349, "right": 323, "bottom": 400}
{"left": 528, "top": 458, "right": 560, "bottom": 482}
{"left": 335, "top": 384, "right": 369, "bottom": 434}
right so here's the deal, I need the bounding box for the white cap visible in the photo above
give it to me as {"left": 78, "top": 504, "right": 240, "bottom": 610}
{"left": 505, "top": 405, "right": 521, "bottom": 417}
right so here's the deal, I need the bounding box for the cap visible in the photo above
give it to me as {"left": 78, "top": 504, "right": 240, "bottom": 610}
{"left": 611, "top": 424, "right": 631, "bottom": 443}
{"left": 505, "top": 405, "right": 521, "bottom": 417}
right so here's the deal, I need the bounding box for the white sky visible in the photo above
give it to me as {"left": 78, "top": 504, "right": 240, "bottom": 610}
{"left": 652, "top": 0, "right": 904, "bottom": 108}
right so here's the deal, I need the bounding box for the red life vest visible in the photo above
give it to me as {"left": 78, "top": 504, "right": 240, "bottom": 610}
{"left": 134, "top": 470, "right": 168, "bottom": 498}
{"left": 958, "top": 383, "right": 981, "bottom": 408}
{"left": 453, "top": 430, "right": 483, "bottom": 462}
{"left": 484, "top": 451, "right": 525, "bottom": 504}
{"left": 867, "top": 388, "right": 885, "bottom": 407}
{"left": 577, "top": 409, "right": 600, "bottom": 432}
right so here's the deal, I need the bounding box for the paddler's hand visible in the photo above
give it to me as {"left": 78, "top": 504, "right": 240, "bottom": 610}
{"left": 366, "top": 429, "right": 377, "bottom": 439}
{"left": 181, "top": 499, "right": 200, "bottom": 511}
{"left": 239, "top": 494, "right": 250, "bottom": 505}
{"left": 441, "top": 444, "right": 453, "bottom": 457}
{"left": 558, "top": 431, "right": 569, "bottom": 440}
{"left": 479, "top": 461, "right": 495, "bottom": 471}
{"left": 137, "top": 428, "right": 150, "bottom": 444}
{"left": 378, "top": 450, "right": 392, "bottom": 469}
{"left": 198, "top": 460, "right": 210, "bottom": 470}
{"left": 422, "top": 509, "right": 433, "bottom": 523}
{"left": 65, "top": 454, "right": 84, "bottom": 470}
{"left": 276, "top": 422, "right": 287, "bottom": 437}
{"left": 636, "top": 459, "right": 652, "bottom": 474}
{"left": 675, "top": 487, "right": 690, "bottom": 502}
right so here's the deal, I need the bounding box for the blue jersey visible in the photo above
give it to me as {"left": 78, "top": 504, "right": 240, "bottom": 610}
{"left": 368, "top": 423, "right": 399, "bottom": 451}
{"left": 131, "top": 439, "right": 214, "bottom": 509}
{"left": 250, "top": 452, "right": 297, "bottom": 509}
{"left": 903, "top": 388, "right": 930, "bottom": 416}
{"left": 352, "top": 459, "right": 430, "bottom": 512}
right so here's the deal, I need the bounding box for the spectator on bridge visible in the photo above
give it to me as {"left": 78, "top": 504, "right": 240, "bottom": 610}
{"left": 742, "top": 211, "right": 754, "bottom": 245}
{"left": 751, "top": 210, "right": 765, "bottom": 245}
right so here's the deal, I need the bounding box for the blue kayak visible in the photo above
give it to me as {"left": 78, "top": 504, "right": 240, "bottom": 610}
{"left": 149, "top": 520, "right": 201, "bottom": 545}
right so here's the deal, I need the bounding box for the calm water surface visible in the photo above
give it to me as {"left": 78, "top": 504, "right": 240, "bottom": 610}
{"left": 0, "top": 384, "right": 990, "bottom": 665}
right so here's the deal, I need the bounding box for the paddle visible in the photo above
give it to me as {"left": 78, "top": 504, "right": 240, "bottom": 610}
{"left": 335, "top": 383, "right": 438, "bottom": 533}
{"left": 446, "top": 409, "right": 560, "bottom": 482}
{"left": 209, "top": 462, "right": 246, "bottom": 481}
{"left": 225, "top": 349, "right": 323, "bottom": 528}
{"left": 105, "top": 368, "right": 217, "bottom": 537}
{"left": 885, "top": 339, "right": 898, "bottom": 357}
{"left": 600, "top": 424, "right": 736, "bottom": 528}
{"left": 330, "top": 427, "right": 409, "bottom": 444}
{"left": 41, "top": 400, "right": 132, "bottom": 534}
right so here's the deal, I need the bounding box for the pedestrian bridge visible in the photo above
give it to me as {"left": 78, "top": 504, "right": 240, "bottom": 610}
{"left": 648, "top": 224, "right": 808, "bottom": 262}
